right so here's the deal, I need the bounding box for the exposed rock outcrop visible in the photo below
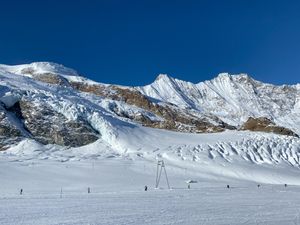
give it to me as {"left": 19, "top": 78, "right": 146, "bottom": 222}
{"left": 20, "top": 67, "right": 71, "bottom": 86}
{"left": 19, "top": 100, "right": 99, "bottom": 147}
{"left": 240, "top": 117, "right": 299, "bottom": 137}
{"left": 0, "top": 105, "right": 23, "bottom": 150}
{"left": 32, "top": 73, "right": 70, "bottom": 86}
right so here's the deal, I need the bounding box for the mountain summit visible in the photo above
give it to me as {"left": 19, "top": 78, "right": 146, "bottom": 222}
{"left": 0, "top": 62, "right": 79, "bottom": 77}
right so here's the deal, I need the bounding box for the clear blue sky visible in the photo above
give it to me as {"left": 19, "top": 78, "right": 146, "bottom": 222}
{"left": 0, "top": 0, "right": 300, "bottom": 85}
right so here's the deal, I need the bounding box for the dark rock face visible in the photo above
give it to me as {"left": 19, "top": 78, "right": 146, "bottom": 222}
{"left": 0, "top": 112, "right": 22, "bottom": 137}
{"left": 18, "top": 100, "right": 99, "bottom": 147}
{"left": 240, "top": 117, "right": 299, "bottom": 137}
{"left": 0, "top": 97, "right": 100, "bottom": 148}
{"left": 70, "top": 82, "right": 107, "bottom": 96}
{"left": 0, "top": 105, "right": 23, "bottom": 150}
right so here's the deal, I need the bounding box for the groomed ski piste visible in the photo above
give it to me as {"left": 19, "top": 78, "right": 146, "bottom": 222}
{"left": 1, "top": 63, "right": 300, "bottom": 224}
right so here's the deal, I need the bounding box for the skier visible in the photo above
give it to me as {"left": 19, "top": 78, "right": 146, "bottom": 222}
{"left": 144, "top": 185, "right": 148, "bottom": 191}
{"left": 20, "top": 189, "right": 23, "bottom": 195}
{"left": 227, "top": 184, "right": 230, "bottom": 189}
{"left": 88, "top": 187, "right": 91, "bottom": 193}
{"left": 188, "top": 184, "right": 190, "bottom": 189}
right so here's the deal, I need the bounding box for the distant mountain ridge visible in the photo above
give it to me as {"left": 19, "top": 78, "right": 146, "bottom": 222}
{"left": 143, "top": 73, "right": 300, "bottom": 130}
{"left": 0, "top": 62, "right": 299, "bottom": 150}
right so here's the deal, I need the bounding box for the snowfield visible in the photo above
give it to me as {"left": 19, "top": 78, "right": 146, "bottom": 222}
{"left": 1, "top": 159, "right": 300, "bottom": 225}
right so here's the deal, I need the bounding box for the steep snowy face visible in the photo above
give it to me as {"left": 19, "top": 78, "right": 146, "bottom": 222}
{"left": 139, "top": 73, "right": 300, "bottom": 133}
{"left": 200, "top": 73, "right": 299, "bottom": 122}
{"left": 139, "top": 74, "right": 204, "bottom": 109}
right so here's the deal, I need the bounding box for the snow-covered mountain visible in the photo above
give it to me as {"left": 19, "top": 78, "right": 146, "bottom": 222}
{"left": 0, "top": 62, "right": 299, "bottom": 147}
{"left": 0, "top": 62, "right": 298, "bottom": 148}
{"left": 1, "top": 62, "right": 300, "bottom": 184}
{"left": 139, "top": 73, "right": 300, "bottom": 132}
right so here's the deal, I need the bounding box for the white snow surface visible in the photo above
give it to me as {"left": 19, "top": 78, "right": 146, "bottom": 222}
{"left": 1, "top": 158, "right": 300, "bottom": 225}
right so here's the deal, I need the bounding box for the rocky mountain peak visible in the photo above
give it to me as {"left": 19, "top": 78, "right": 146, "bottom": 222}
{"left": 154, "top": 74, "right": 174, "bottom": 83}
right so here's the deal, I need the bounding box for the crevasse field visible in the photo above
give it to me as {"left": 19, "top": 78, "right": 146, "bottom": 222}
{"left": 2, "top": 129, "right": 300, "bottom": 225}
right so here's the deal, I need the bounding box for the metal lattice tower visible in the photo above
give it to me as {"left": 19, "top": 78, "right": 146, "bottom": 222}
{"left": 155, "top": 160, "right": 170, "bottom": 189}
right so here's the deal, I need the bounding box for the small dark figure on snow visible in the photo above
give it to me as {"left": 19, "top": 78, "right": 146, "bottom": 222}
{"left": 20, "top": 189, "right": 23, "bottom": 195}
{"left": 144, "top": 185, "right": 148, "bottom": 191}
{"left": 88, "top": 187, "right": 91, "bottom": 193}
{"left": 188, "top": 184, "right": 190, "bottom": 189}
{"left": 257, "top": 184, "right": 260, "bottom": 188}
{"left": 227, "top": 185, "right": 230, "bottom": 189}
{"left": 284, "top": 184, "right": 287, "bottom": 188}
